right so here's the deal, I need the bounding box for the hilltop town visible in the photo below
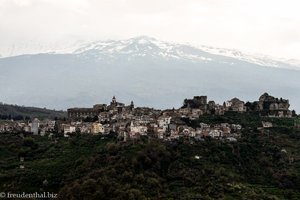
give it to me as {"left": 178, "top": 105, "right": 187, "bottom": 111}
{"left": 1, "top": 93, "right": 300, "bottom": 199}
{"left": 1, "top": 93, "right": 297, "bottom": 142}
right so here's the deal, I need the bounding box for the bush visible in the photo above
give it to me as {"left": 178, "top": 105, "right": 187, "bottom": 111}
{"left": 23, "top": 137, "right": 38, "bottom": 149}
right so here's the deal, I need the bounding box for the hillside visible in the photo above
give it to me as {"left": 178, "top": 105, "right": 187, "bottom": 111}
{"left": 0, "top": 103, "right": 67, "bottom": 120}
{"left": 0, "top": 115, "right": 299, "bottom": 199}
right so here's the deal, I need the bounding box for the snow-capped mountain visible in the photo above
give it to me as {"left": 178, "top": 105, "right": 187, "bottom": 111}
{"left": 1, "top": 36, "right": 299, "bottom": 69}
{"left": 68, "top": 36, "right": 300, "bottom": 69}
{"left": 0, "top": 36, "right": 300, "bottom": 111}
{"left": 197, "top": 45, "right": 298, "bottom": 69}
{"left": 69, "top": 36, "right": 214, "bottom": 63}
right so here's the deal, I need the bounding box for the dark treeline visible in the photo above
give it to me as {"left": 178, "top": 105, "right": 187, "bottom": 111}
{"left": 0, "top": 103, "right": 67, "bottom": 119}
{"left": 0, "top": 125, "right": 299, "bottom": 199}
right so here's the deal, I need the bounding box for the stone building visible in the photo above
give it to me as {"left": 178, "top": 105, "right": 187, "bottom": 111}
{"left": 67, "top": 96, "right": 134, "bottom": 119}
{"left": 67, "top": 104, "right": 107, "bottom": 119}
{"left": 249, "top": 93, "right": 292, "bottom": 117}
{"left": 182, "top": 96, "right": 207, "bottom": 111}
{"left": 182, "top": 96, "right": 226, "bottom": 115}
{"left": 225, "top": 98, "right": 246, "bottom": 112}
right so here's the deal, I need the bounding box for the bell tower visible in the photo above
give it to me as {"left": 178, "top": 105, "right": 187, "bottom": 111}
{"left": 112, "top": 96, "right": 116, "bottom": 104}
{"left": 111, "top": 96, "right": 117, "bottom": 107}
{"left": 130, "top": 101, "right": 134, "bottom": 110}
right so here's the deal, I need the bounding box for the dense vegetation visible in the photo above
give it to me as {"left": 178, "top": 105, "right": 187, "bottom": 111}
{"left": 0, "top": 103, "right": 66, "bottom": 120}
{"left": 0, "top": 121, "right": 299, "bottom": 199}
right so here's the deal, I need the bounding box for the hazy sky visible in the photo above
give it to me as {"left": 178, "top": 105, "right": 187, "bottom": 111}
{"left": 1, "top": 0, "right": 300, "bottom": 59}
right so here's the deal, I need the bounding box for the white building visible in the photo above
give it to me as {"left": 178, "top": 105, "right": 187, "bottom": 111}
{"left": 31, "top": 118, "right": 40, "bottom": 135}
{"left": 130, "top": 121, "right": 148, "bottom": 135}
{"left": 63, "top": 125, "right": 76, "bottom": 134}
{"left": 208, "top": 130, "right": 223, "bottom": 138}
{"left": 157, "top": 116, "right": 171, "bottom": 132}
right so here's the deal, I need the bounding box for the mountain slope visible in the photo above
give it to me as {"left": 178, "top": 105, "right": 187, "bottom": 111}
{"left": 0, "top": 36, "right": 299, "bottom": 111}
{"left": 0, "top": 103, "right": 67, "bottom": 119}
{"left": 1, "top": 36, "right": 299, "bottom": 69}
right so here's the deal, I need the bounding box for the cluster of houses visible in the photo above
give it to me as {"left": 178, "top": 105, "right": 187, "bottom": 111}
{"left": 0, "top": 119, "right": 56, "bottom": 136}
{"left": 0, "top": 93, "right": 296, "bottom": 142}
{"left": 65, "top": 96, "right": 244, "bottom": 141}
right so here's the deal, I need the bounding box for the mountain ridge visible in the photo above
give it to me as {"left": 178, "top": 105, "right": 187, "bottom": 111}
{"left": 0, "top": 36, "right": 300, "bottom": 111}
{"left": 1, "top": 36, "right": 300, "bottom": 70}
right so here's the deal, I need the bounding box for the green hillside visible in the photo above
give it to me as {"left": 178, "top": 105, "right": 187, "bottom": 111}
{"left": 0, "top": 103, "right": 67, "bottom": 120}
{"left": 0, "top": 124, "right": 299, "bottom": 199}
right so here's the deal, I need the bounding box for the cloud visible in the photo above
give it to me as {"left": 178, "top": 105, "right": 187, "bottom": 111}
{"left": 13, "top": 0, "right": 32, "bottom": 6}
{"left": 0, "top": 0, "right": 299, "bottom": 59}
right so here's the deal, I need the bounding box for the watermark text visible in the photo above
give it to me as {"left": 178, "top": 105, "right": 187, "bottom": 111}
{"left": 0, "top": 192, "right": 57, "bottom": 199}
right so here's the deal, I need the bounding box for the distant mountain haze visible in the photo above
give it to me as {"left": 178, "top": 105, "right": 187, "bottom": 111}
{"left": 0, "top": 36, "right": 299, "bottom": 112}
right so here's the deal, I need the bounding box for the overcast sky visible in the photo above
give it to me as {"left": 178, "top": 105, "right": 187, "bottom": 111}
{"left": 0, "top": 0, "right": 300, "bottom": 59}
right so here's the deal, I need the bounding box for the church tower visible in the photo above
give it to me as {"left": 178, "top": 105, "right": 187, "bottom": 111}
{"left": 111, "top": 96, "right": 117, "bottom": 107}
{"left": 130, "top": 101, "right": 134, "bottom": 110}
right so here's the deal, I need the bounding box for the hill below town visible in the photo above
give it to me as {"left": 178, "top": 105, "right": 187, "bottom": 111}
{"left": 0, "top": 119, "right": 299, "bottom": 199}
{"left": 0, "top": 103, "right": 67, "bottom": 120}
